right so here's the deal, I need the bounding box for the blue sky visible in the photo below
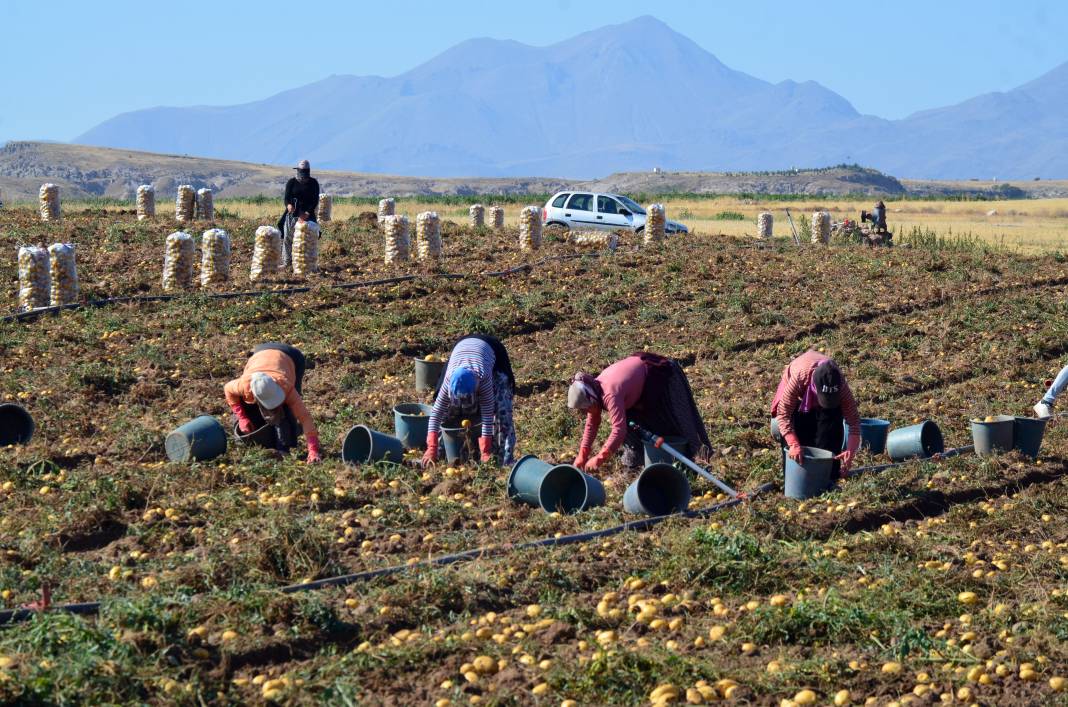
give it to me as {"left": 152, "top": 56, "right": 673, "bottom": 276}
{"left": 2, "top": 0, "right": 1065, "bottom": 143}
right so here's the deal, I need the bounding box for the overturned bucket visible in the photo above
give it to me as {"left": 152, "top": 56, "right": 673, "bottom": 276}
{"left": 507, "top": 455, "right": 605, "bottom": 514}
{"left": 784, "top": 446, "right": 835, "bottom": 500}
{"left": 1013, "top": 416, "right": 1047, "bottom": 460}
{"left": 623, "top": 463, "right": 692, "bottom": 516}
{"left": 233, "top": 421, "right": 276, "bottom": 449}
{"left": 885, "top": 421, "right": 944, "bottom": 462}
{"left": 394, "top": 403, "right": 433, "bottom": 450}
{"left": 970, "top": 415, "right": 1015, "bottom": 457}
{"left": 342, "top": 425, "right": 404, "bottom": 465}
{"left": 166, "top": 415, "right": 227, "bottom": 463}
{"left": 0, "top": 403, "right": 34, "bottom": 446}
{"left": 643, "top": 435, "right": 688, "bottom": 467}
{"left": 414, "top": 357, "right": 446, "bottom": 393}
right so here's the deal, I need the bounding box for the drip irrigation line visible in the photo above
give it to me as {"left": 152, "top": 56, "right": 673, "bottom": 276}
{"left": 845, "top": 444, "right": 975, "bottom": 479}
{"left": 0, "top": 480, "right": 772, "bottom": 627}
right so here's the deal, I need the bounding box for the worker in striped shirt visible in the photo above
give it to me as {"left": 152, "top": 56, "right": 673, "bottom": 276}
{"left": 422, "top": 335, "right": 516, "bottom": 466}
{"left": 770, "top": 350, "right": 860, "bottom": 476}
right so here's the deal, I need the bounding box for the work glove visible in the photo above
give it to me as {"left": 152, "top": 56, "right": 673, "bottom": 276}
{"left": 584, "top": 453, "right": 608, "bottom": 472}
{"left": 231, "top": 404, "right": 255, "bottom": 434}
{"left": 306, "top": 434, "right": 322, "bottom": 464}
{"left": 573, "top": 446, "right": 592, "bottom": 469}
{"left": 834, "top": 450, "right": 854, "bottom": 477}
{"left": 787, "top": 445, "right": 804, "bottom": 464}
{"left": 422, "top": 431, "right": 440, "bottom": 467}
{"left": 478, "top": 436, "right": 494, "bottom": 463}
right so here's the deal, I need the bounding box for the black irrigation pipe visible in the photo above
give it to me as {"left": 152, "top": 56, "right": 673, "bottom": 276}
{"left": 845, "top": 444, "right": 975, "bottom": 479}
{"left": 0, "top": 253, "right": 604, "bottom": 324}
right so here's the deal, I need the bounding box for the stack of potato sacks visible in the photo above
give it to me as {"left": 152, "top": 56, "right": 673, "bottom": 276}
{"left": 757, "top": 212, "right": 773, "bottom": 239}
{"left": 17, "top": 246, "right": 50, "bottom": 311}
{"left": 378, "top": 198, "right": 395, "bottom": 226}
{"left": 292, "top": 220, "right": 320, "bottom": 275}
{"left": 163, "top": 232, "right": 195, "bottom": 291}
{"left": 39, "top": 184, "right": 60, "bottom": 222}
{"left": 644, "top": 203, "right": 666, "bottom": 245}
{"left": 200, "top": 229, "right": 231, "bottom": 286}
{"left": 469, "top": 204, "right": 485, "bottom": 228}
{"left": 811, "top": 211, "right": 831, "bottom": 244}
{"left": 519, "top": 206, "right": 542, "bottom": 251}
{"left": 383, "top": 214, "right": 410, "bottom": 264}
{"left": 175, "top": 185, "right": 196, "bottom": 223}
{"left": 489, "top": 206, "right": 504, "bottom": 229}
{"left": 136, "top": 185, "right": 156, "bottom": 220}
{"left": 250, "top": 226, "right": 283, "bottom": 282}
{"left": 48, "top": 243, "right": 78, "bottom": 306}
{"left": 196, "top": 189, "right": 214, "bottom": 221}
{"left": 317, "top": 194, "right": 332, "bottom": 223}
{"left": 415, "top": 211, "right": 442, "bottom": 262}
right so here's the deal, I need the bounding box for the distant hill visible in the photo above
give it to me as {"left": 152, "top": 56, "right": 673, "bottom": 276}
{"left": 73, "top": 16, "right": 1068, "bottom": 180}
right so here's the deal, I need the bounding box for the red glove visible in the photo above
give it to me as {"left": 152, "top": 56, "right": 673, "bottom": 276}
{"left": 231, "top": 404, "right": 255, "bottom": 434}
{"left": 422, "top": 431, "right": 440, "bottom": 467}
{"left": 787, "top": 445, "right": 804, "bottom": 464}
{"left": 573, "top": 446, "right": 592, "bottom": 469}
{"left": 478, "top": 436, "right": 494, "bottom": 463}
{"left": 835, "top": 450, "right": 854, "bottom": 476}
{"left": 306, "top": 434, "right": 322, "bottom": 463}
{"left": 584, "top": 453, "right": 607, "bottom": 472}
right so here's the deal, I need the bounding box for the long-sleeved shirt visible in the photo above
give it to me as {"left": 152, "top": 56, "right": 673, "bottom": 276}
{"left": 770, "top": 350, "right": 859, "bottom": 453}
{"left": 224, "top": 348, "right": 318, "bottom": 438}
{"left": 580, "top": 355, "right": 648, "bottom": 457}
{"left": 283, "top": 177, "right": 320, "bottom": 219}
{"left": 428, "top": 338, "right": 496, "bottom": 437}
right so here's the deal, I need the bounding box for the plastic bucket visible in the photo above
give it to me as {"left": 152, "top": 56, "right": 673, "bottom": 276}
{"left": 885, "top": 421, "right": 944, "bottom": 462}
{"left": 232, "top": 421, "right": 276, "bottom": 449}
{"left": 0, "top": 404, "right": 34, "bottom": 446}
{"left": 342, "top": 425, "right": 404, "bottom": 465}
{"left": 970, "top": 415, "right": 1015, "bottom": 457}
{"left": 442, "top": 425, "right": 477, "bottom": 464}
{"left": 166, "top": 415, "right": 227, "bottom": 463}
{"left": 783, "top": 446, "right": 835, "bottom": 500}
{"left": 623, "top": 463, "right": 692, "bottom": 515}
{"left": 507, "top": 455, "right": 601, "bottom": 514}
{"left": 414, "top": 357, "right": 446, "bottom": 393}
{"left": 643, "top": 436, "right": 688, "bottom": 467}
{"left": 842, "top": 418, "right": 891, "bottom": 454}
{"left": 770, "top": 417, "right": 783, "bottom": 444}
{"left": 394, "top": 403, "right": 433, "bottom": 450}
{"left": 1013, "top": 416, "right": 1047, "bottom": 459}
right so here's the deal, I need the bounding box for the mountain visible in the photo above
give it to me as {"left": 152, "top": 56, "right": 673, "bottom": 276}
{"left": 75, "top": 16, "right": 1068, "bottom": 179}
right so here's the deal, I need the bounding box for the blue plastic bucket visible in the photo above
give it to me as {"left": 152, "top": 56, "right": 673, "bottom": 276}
{"left": 970, "top": 415, "right": 1014, "bottom": 457}
{"left": 623, "top": 463, "right": 692, "bottom": 515}
{"left": 342, "top": 425, "right": 404, "bottom": 464}
{"left": 643, "top": 435, "right": 688, "bottom": 467}
{"left": 232, "top": 421, "right": 276, "bottom": 449}
{"left": 842, "top": 418, "right": 891, "bottom": 454}
{"left": 885, "top": 421, "right": 944, "bottom": 462}
{"left": 442, "top": 425, "right": 477, "bottom": 464}
{"left": 414, "top": 357, "right": 447, "bottom": 393}
{"left": 394, "top": 403, "right": 433, "bottom": 450}
{"left": 507, "top": 455, "right": 602, "bottom": 514}
{"left": 1013, "top": 416, "right": 1047, "bottom": 459}
{"left": 0, "top": 404, "right": 34, "bottom": 446}
{"left": 783, "top": 446, "right": 835, "bottom": 500}
{"left": 166, "top": 415, "right": 227, "bottom": 463}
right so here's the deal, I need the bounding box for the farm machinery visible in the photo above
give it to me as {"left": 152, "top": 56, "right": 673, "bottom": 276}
{"left": 833, "top": 201, "right": 893, "bottom": 246}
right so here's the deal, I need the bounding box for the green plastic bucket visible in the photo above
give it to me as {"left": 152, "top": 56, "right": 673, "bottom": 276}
{"left": 783, "top": 446, "right": 834, "bottom": 500}
{"left": 414, "top": 357, "right": 446, "bottom": 393}
{"left": 886, "top": 421, "right": 944, "bottom": 462}
{"left": 232, "top": 421, "right": 276, "bottom": 449}
{"left": 643, "top": 435, "right": 688, "bottom": 467}
{"left": 623, "top": 463, "right": 692, "bottom": 515}
{"left": 0, "top": 404, "right": 34, "bottom": 446}
{"left": 342, "top": 425, "right": 404, "bottom": 465}
{"left": 166, "top": 415, "right": 227, "bottom": 463}
{"left": 1012, "top": 416, "right": 1047, "bottom": 459}
{"left": 970, "top": 415, "right": 1014, "bottom": 457}
{"left": 394, "top": 403, "right": 433, "bottom": 450}
{"left": 507, "top": 455, "right": 603, "bottom": 514}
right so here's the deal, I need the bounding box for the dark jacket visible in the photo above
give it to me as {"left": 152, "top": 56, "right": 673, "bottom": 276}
{"left": 456, "top": 334, "right": 515, "bottom": 391}
{"left": 284, "top": 177, "right": 320, "bottom": 219}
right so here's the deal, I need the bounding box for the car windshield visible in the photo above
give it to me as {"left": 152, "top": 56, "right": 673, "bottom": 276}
{"left": 616, "top": 196, "right": 645, "bottom": 214}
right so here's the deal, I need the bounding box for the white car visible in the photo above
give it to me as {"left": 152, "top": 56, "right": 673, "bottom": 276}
{"left": 541, "top": 191, "right": 688, "bottom": 235}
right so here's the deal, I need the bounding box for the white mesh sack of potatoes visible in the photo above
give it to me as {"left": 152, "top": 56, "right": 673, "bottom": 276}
{"left": 196, "top": 188, "right": 214, "bottom": 221}
{"left": 317, "top": 194, "right": 332, "bottom": 223}
{"left": 811, "top": 211, "right": 831, "bottom": 244}
{"left": 163, "top": 232, "right": 195, "bottom": 291}
{"left": 469, "top": 204, "right": 485, "bottom": 228}
{"left": 572, "top": 231, "right": 620, "bottom": 252}
{"left": 489, "top": 206, "right": 504, "bottom": 229}
{"left": 757, "top": 212, "right": 773, "bottom": 239}
{"left": 378, "top": 198, "right": 395, "bottom": 226}
{"left": 200, "top": 228, "right": 231, "bottom": 286}
{"left": 383, "top": 214, "right": 411, "bottom": 264}
{"left": 175, "top": 185, "right": 196, "bottom": 223}
{"left": 644, "top": 203, "right": 666, "bottom": 245}
{"left": 519, "top": 206, "right": 542, "bottom": 251}
{"left": 39, "top": 183, "right": 60, "bottom": 222}
{"left": 415, "top": 211, "right": 442, "bottom": 261}
{"left": 250, "top": 226, "right": 283, "bottom": 282}
{"left": 136, "top": 185, "right": 156, "bottom": 221}
{"left": 17, "top": 246, "right": 51, "bottom": 311}
{"left": 48, "top": 243, "right": 79, "bottom": 306}
{"left": 292, "top": 220, "right": 320, "bottom": 275}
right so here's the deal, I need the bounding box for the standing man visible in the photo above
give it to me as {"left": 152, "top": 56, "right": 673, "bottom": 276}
{"left": 278, "top": 160, "right": 320, "bottom": 267}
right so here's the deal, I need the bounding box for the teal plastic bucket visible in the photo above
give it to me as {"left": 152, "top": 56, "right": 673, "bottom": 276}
{"left": 1013, "top": 416, "right": 1047, "bottom": 459}
{"left": 842, "top": 418, "right": 891, "bottom": 454}
{"left": 783, "top": 446, "right": 834, "bottom": 500}
{"left": 342, "top": 425, "right": 404, "bottom": 464}
{"left": 442, "top": 425, "right": 477, "bottom": 464}
{"left": 507, "top": 455, "right": 600, "bottom": 514}
{"left": 885, "top": 421, "right": 944, "bottom": 462}
{"left": 166, "top": 415, "right": 227, "bottom": 463}
{"left": 233, "top": 421, "right": 275, "bottom": 449}
{"left": 643, "top": 435, "right": 688, "bottom": 466}
{"left": 394, "top": 403, "right": 433, "bottom": 450}
{"left": 414, "top": 357, "right": 446, "bottom": 393}
{"left": 970, "top": 415, "right": 1015, "bottom": 457}
{"left": 0, "top": 404, "right": 34, "bottom": 446}
{"left": 623, "top": 463, "right": 692, "bottom": 515}
{"left": 770, "top": 417, "right": 783, "bottom": 443}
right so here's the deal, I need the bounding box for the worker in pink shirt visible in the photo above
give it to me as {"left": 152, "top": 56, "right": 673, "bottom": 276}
{"left": 566, "top": 352, "right": 711, "bottom": 473}
{"left": 770, "top": 350, "right": 860, "bottom": 476}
